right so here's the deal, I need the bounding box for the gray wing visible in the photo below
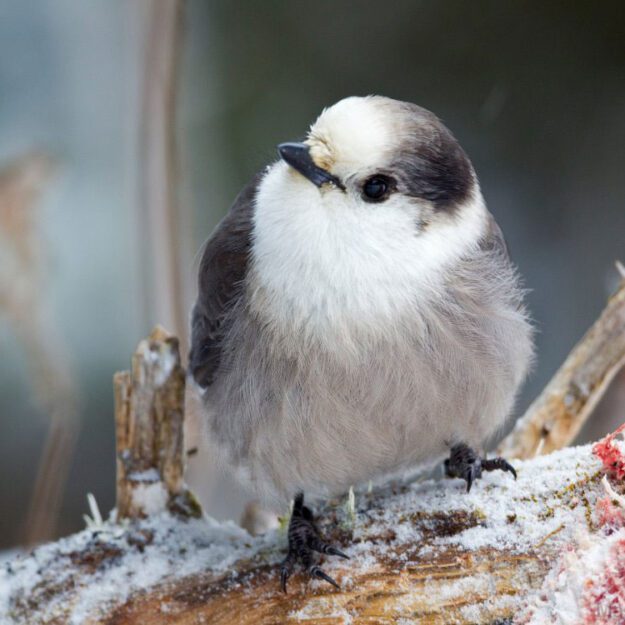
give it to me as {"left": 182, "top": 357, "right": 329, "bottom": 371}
{"left": 189, "top": 173, "right": 262, "bottom": 388}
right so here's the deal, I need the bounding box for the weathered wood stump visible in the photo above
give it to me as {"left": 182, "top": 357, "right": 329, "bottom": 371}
{"left": 114, "top": 326, "right": 200, "bottom": 520}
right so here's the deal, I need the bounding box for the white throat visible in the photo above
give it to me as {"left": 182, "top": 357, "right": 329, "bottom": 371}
{"left": 249, "top": 163, "right": 488, "bottom": 346}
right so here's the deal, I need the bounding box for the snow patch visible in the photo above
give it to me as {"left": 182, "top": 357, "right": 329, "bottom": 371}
{"left": 127, "top": 468, "right": 160, "bottom": 483}
{"left": 0, "top": 442, "right": 614, "bottom": 624}
{"left": 153, "top": 347, "right": 177, "bottom": 387}
{"left": 289, "top": 597, "right": 354, "bottom": 623}
{"left": 131, "top": 482, "right": 168, "bottom": 515}
{"left": 518, "top": 528, "right": 625, "bottom": 624}
{"left": 0, "top": 513, "right": 264, "bottom": 625}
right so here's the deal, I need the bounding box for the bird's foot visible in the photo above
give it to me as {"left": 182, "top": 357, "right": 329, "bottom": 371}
{"left": 280, "top": 493, "right": 349, "bottom": 593}
{"left": 444, "top": 443, "right": 516, "bottom": 492}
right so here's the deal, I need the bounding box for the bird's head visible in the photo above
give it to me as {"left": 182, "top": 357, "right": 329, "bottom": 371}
{"left": 252, "top": 96, "right": 490, "bottom": 331}
{"left": 274, "top": 95, "right": 477, "bottom": 231}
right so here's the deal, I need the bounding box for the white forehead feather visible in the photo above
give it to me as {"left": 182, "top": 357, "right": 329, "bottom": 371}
{"left": 307, "top": 96, "right": 396, "bottom": 174}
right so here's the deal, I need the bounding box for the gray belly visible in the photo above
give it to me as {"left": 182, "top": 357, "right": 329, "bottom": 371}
{"left": 200, "top": 306, "right": 530, "bottom": 507}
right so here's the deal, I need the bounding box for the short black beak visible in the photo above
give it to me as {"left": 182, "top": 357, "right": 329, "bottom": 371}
{"left": 277, "top": 142, "right": 344, "bottom": 190}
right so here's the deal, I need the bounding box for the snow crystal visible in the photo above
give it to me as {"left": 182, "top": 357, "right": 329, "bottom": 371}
{"left": 519, "top": 528, "right": 625, "bottom": 624}
{"left": 289, "top": 597, "right": 354, "bottom": 624}
{"left": 127, "top": 468, "right": 160, "bottom": 483}
{"left": 152, "top": 347, "right": 177, "bottom": 387}
{"left": 131, "top": 481, "right": 168, "bottom": 515}
{"left": 461, "top": 593, "right": 520, "bottom": 622}
{"left": 138, "top": 338, "right": 178, "bottom": 387}
{"left": 0, "top": 513, "right": 266, "bottom": 625}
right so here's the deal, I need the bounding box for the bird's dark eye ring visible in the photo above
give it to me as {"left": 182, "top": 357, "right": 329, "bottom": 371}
{"left": 362, "top": 175, "right": 394, "bottom": 202}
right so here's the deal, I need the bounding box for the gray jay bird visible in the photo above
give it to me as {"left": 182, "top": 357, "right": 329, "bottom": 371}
{"left": 189, "top": 95, "right": 534, "bottom": 591}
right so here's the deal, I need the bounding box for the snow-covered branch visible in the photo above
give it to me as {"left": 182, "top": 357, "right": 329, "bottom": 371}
{"left": 3, "top": 438, "right": 625, "bottom": 624}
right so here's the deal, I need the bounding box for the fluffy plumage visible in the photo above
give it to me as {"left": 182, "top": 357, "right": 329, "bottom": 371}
{"left": 190, "top": 96, "right": 533, "bottom": 507}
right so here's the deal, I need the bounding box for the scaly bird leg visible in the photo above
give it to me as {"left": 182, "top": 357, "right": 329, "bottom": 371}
{"left": 280, "top": 493, "right": 349, "bottom": 593}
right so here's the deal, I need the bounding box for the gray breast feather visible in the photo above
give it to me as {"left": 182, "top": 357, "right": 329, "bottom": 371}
{"left": 191, "top": 180, "right": 533, "bottom": 505}
{"left": 189, "top": 173, "right": 260, "bottom": 388}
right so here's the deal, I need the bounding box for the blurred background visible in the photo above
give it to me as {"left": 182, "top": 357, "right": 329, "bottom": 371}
{"left": 1, "top": 0, "right": 624, "bottom": 551}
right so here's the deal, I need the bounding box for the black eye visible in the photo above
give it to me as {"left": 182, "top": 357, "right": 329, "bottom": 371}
{"left": 362, "top": 175, "right": 393, "bottom": 202}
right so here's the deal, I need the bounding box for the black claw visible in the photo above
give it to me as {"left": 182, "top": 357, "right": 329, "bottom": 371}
{"left": 280, "top": 565, "right": 290, "bottom": 593}
{"left": 310, "top": 565, "right": 340, "bottom": 589}
{"left": 280, "top": 550, "right": 296, "bottom": 593}
{"left": 309, "top": 535, "right": 350, "bottom": 559}
{"left": 482, "top": 457, "right": 517, "bottom": 480}
{"left": 464, "top": 461, "right": 481, "bottom": 492}
{"left": 466, "top": 471, "right": 473, "bottom": 493}
{"left": 505, "top": 462, "right": 517, "bottom": 480}
{"left": 324, "top": 546, "right": 350, "bottom": 559}
{"left": 279, "top": 492, "right": 347, "bottom": 593}
{"left": 446, "top": 443, "right": 516, "bottom": 492}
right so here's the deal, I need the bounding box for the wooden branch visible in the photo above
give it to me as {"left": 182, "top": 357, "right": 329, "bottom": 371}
{"left": 114, "top": 326, "right": 200, "bottom": 520}
{"left": 2, "top": 439, "right": 619, "bottom": 624}
{"left": 498, "top": 272, "right": 625, "bottom": 459}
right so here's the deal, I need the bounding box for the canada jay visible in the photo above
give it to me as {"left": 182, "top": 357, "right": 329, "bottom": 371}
{"left": 189, "top": 96, "right": 534, "bottom": 591}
